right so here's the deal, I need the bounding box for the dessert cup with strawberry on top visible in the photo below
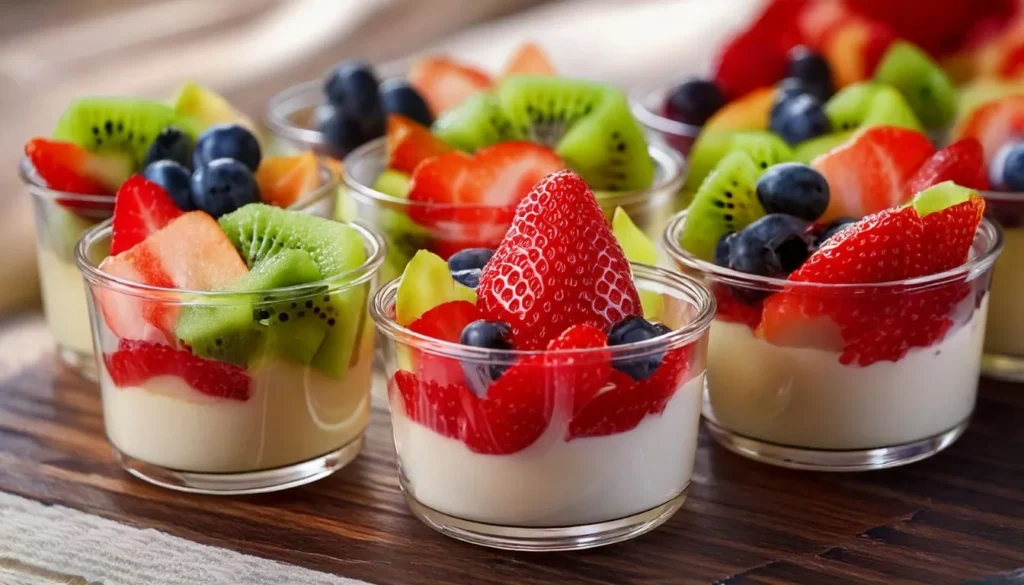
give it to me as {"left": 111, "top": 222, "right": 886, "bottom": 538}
{"left": 267, "top": 52, "right": 683, "bottom": 282}
{"left": 371, "top": 171, "right": 713, "bottom": 551}
{"left": 665, "top": 123, "right": 1002, "bottom": 471}
{"left": 23, "top": 85, "right": 335, "bottom": 378}
{"left": 75, "top": 169, "right": 382, "bottom": 494}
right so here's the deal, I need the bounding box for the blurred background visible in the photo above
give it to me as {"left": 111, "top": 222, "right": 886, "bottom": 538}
{"left": 0, "top": 0, "right": 758, "bottom": 312}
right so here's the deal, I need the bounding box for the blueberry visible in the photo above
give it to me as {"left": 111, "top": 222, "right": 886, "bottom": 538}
{"left": 448, "top": 248, "right": 494, "bottom": 272}
{"left": 714, "top": 233, "right": 733, "bottom": 267}
{"left": 815, "top": 217, "right": 857, "bottom": 248}
{"left": 380, "top": 78, "right": 433, "bottom": 126}
{"left": 664, "top": 78, "right": 726, "bottom": 126}
{"left": 190, "top": 158, "right": 260, "bottom": 218}
{"left": 756, "top": 163, "right": 830, "bottom": 221}
{"left": 775, "top": 76, "right": 830, "bottom": 105}
{"left": 143, "top": 127, "right": 193, "bottom": 169}
{"left": 452, "top": 269, "right": 482, "bottom": 289}
{"left": 992, "top": 141, "right": 1024, "bottom": 191}
{"left": 786, "top": 46, "right": 833, "bottom": 100}
{"left": 727, "top": 214, "right": 813, "bottom": 277}
{"left": 322, "top": 60, "right": 385, "bottom": 141}
{"left": 143, "top": 160, "right": 194, "bottom": 210}
{"left": 608, "top": 316, "right": 665, "bottom": 381}
{"left": 459, "top": 320, "right": 514, "bottom": 396}
{"left": 317, "top": 108, "right": 365, "bottom": 159}
{"left": 193, "top": 124, "right": 262, "bottom": 172}
{"left": 770, "top": 94, "right": 831, "bottom": 146}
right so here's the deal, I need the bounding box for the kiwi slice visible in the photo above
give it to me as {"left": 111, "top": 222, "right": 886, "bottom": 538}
{"left": 52, "top": 97, "right": 195, "bottom": 166}
{"left": 679, "top": 151, "right": 765, "bottom": 261}
{"left": 792, "top": 131, "right": 854, "bottom": 164}
{"left": 372, "top": 169, "right": 411, "bottom": 198}
{"left": 218, "top": 204, "right": 369, "bottom": 378}
{"left": 911, "top": 181, "right": 974, "bottom": 215}
{"left": 612, "top": 207, "right": 662, "bottom": 319}
{"left": 825, "top": 83, "right": 922, "bottom": 132}
{"left": 432, "top": 93, "right": 519, "bottom": 152}
{"left": 874, "top": 42, "right": 956, "bottom": 130}
{"left": 684, "top": 131, "right": 793, "bottom": 193}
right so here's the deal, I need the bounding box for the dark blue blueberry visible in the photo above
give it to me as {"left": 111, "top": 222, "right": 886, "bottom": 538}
{"left": 786, "top": 46, "right": 833, "bottom": 100}
{"left": 448, "top": 248, "right": 494, "bottom": 272}
{"left": 317, "top": 108, "right": 365, "bottom": 159}
{"left": 190, "top": 158, "right": 259, "bottom": 218}
{"left": 652, "top": 323, "right": 672, "bottom": 336}
{"left": 756, "top": 162, "right": 830, "bottom": 221}
{"left": 770, "top": 94, "right": 831, "bottom": 146}
{"left": 380, "top": 78, "right": 433, "bottom": 127}
{"left": 775, "top": 76, "right": 831, "bottom": 105}
{"left": 714, "top": 233, "right": 734, "bottom": 267}
{"left": 322, "top": 60, "right": 386, "bottom": 142}
{"left": 815, "top": 217, "right": 857, "bottom": 248}
{"left": 143, "top": 160, "right": 194, "bottom": 210}
{"left": 459, "top": 320, "right": 514, "bottom": 396}
{"left": 727, "top": 214, "right": 813, "bottom": 277}
{"left": 452, "top": 269, "right": 482, "bottom": 289}
{"left": 193, "top": 124, "right": 262, "bottom": 172}
{"left": 608, "top": 316, "right": 665, "bottom": 381}
{"left": 664, "top": 78, "right": 725, "bottom": 126}
{"left": 143, "top": 127, "right": 193, "bottom": 169}
{"left": 992, "top": 141, "right": 1024, "bottom": 191}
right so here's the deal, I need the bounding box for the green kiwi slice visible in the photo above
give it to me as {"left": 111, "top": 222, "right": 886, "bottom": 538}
{"left": 825, "top": 83, "right": 922, "bottom": 132}
{"left": 684, "top": 131, "right": 793, "bottom": 193}
{"left": 52, "top": 97, "right": 196, "bottom": 166}
{"left": 432, "top": 93, "right": 520, "bottom": 152}
{"left": 679, "top": 151, "right": 764, "bottom": 261}
{"left": 875, "top": 41, "right": 957, "bottom": 130}
{"left": 792, "top": 131, "right": 855, "bottom": 164}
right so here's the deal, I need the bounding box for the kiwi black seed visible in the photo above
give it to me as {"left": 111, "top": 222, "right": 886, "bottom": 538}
{"left": 52, "top": 97, "right": 190, "bottom": 166}
{"left": 679, "top": 151, "right": 766, "bottom": 261}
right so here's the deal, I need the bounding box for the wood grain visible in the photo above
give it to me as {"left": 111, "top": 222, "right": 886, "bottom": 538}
{"left": 0, "top": 313, "right": 1022, "bottom": 585}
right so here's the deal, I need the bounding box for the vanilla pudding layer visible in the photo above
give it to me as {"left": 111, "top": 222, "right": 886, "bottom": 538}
{"left": 37, "top": 247, "right": 93, "bottom": 355}
{"left": 102, "top": 353, "right": 372, "bottom": 473}
{"left": 706, "top": 297, "right": 989, "bottom": 451}
{"left": 393, "top": 374, "right": 704, "bottom": 527}
{"left": 985, "top": 227, "right": 1024, "bottom": 356}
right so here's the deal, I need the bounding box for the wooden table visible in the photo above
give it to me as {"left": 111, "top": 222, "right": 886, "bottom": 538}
{"left": 1, "top": 313, "right": 1022, "bottom": 585}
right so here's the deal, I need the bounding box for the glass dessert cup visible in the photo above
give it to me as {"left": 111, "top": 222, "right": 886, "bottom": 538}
{"left": 341, "top": 138, "right": 685, "bottom": 283}
{"left": 370, "top": 264, "right": 714, "bottom": 551}
{"left": 979, "top": 190, "right": 1024, "bottom": 381}
{"left": 75, "top": 220, "right": 384, "bottom": 494}
{"left": 266, "top": 80, "right": 336, "bottom": 157}
{"left": 665, "top": 211, "right": 1003, "bottom": 471}
{"left": 23, "top": 158, "right": 115, "bottom": 379}
{"left": 630, "top": 83, "right": 703, "bottom": 158}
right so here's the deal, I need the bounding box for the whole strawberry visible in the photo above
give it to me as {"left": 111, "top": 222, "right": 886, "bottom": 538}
{"left": 477, "top": 170, "right": 642, "bottom": 349}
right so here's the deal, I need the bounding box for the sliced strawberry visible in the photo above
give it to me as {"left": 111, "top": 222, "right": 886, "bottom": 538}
{"left": 25, "top": 138, "right": 133, "bottom": 203}
{"left": 544, "top": 324, "right": 611, "bottom": 416}
{"left": 104, "top": 339, "right": 250, "bottom": 401}
{"left": 407, "top": 300, "right": 483, "bottom": 387}
{"left": 712, "top": 0, "right": 809, "bottom": 99}
{"left": 407, "top": 56, "right": 493, "bottom": 116}
{"left": 392, "top": 370, "right": 468, "bottom": 440}
{"left": 407, "top": 142, "right": 565, "bottom": 252}
{"left": 386, "top": 114, "right": 453, "bottom": 175}
{"left": 812, "top": 126, "right": 935, "bottom": 221}
{"left": 952, "top": 95, "right": 1024, "bottom": 163}
{"left": 917, "top": 194, "right": 986, "bottom": 276}
{"left": 255, "top": 152, "right": 320, "bottom": 208}
{"left": 110, "top": 175, "right": 184, "bottom": 255}
{"left": 477, "top": 171, "right": 642, "bottom": 349}
{"left": 99, "top": 211, "right": 248, "bottom": 344}
{"left": 711, "top": 283, "right": 763, "bottom": 329}
{"left": 904, "top": 139, "right": 989, "bottom": 196}
{"left": 501, "top": 42, "right": 556, "bottom": 77}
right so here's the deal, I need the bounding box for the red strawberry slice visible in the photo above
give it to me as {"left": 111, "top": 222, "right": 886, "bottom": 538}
{"left": 407, "top": 141, "right": 565, "bottom": 253}
{"left": 567, "top": 343, "right": 694, "bottom": 439}
{"left": 477, "top": 170, "right": 642, "bottom": 349}
{"left": 407, "top": 300, "right": 483, "bottom": 387}
{"left": 408, "top": 56, "right": 493, "bottom": 116}
{"left": 812, "top": 126, "right": 935, "bottom": 221}
{"left": 104, "top": 339, "right": 250, "bottom": 401}
{"left": 917, "top": 194, "right": 986, "bottom": 276}
{"left": 544, "top": 324, "right": 611, "bottom": 416}
{"left": 25, "top": 138, "right": 133, "bottom": 205}
{"left": 392, "top": 370, "right": 468, "bottom": 440}
{"left": 952, "top": 95, "right": 1024, "bottom": 163}
{"left": 710, "top": 283, "right": 763, "bottom": 329}
{"left": 386, "top": 114, "right": 454, "bottom": 175}
{"left": 904, "top": 139, "right": 989, "bottom": 196}
{"left": 111, "top": 175, "right": 184, "bottom": 255}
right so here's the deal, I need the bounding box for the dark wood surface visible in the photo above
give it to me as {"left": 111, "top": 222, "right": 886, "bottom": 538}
{"left": 1, "top": 313, "right": 1023, "bottom": 585}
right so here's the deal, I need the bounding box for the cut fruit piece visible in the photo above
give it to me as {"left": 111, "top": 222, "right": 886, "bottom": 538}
{"left": 825, "top": 83, "right": 922, "bottom": 132}
{"left": 372, "top": 169, "right": 411, "bottom": 198}
{"left": 175, "top": 249, "right": 328, "bottom": 366}
{"left": 255, "top": 152, "right": 320, "bottom": 208}
{"left": 911, "top": 181, "right": 976, "bottom": 216}
{"left": 52, "top": 97, "right": 192, "bottom": 166}
{"left": 860, "top": 86, "right": 923, "bottom": 130}
{"left": 904, "top": 139, "right": 988, "bottom": 196}
{"left": 874, "top": 41, "right": 957, "bottom": 129}
{"left": 952, "top": 95, "right": 1024, "bottom": 163}
{"left": 711, "top": 0, "right": 808, "bottom": 99}
{"left": 432, "top": 93, "right": 518, "bottom": 152}
{"left": 812, "top": 126, "right": 934, "bottom": 221}
{"left": 792, "top": 131, "right": 854, "bottom": 163}
{"left": 911, "top": 182, "right": 985, "bottom": 275}
{"left": 24, "top": 138, "right": 133, "bottom": 196}
{"left": 99, "top": 211, "right": 248, "bottom": 344}
{"left": 679, "top": 151, "right": 765, "bottom": 261}
{"left": 408, "top": 56, "right": 493, "bottom": 116}
{"left": 173, "top": 81, "right": 257, "bottom": 137}
{"left": 406, "top": 300, "right": 483, "bottom": 387}
{"left": 104, "top": 339, "right": 251, "bottom": 401}
{"left": 395, "top": 250, "right": 476, "bottom": 326}
{"left": 612, "top": 207, "right": 661, "bottom": 319}
{"left": 501, "top": 42, "right": 556, "bottom": 77}
{"left": 703, "top": 87, "right": 776, "bottom": 132}
{"left": 683, "top": 131, "right": 792, "bottom": 193}
{"left": 387, "top": 114, "right": 454, "bottom": 174}
{"left": 110, "top": 175, "right": 184, "bottom": 255}
{"left": 822, "top": 18, "right": 895, "bottom": 88}
{"left": 956, "top": 79, "right": 1024, "bottom": 127}
{"left": 217, "top": 204, "right": 369, "bottom": 378}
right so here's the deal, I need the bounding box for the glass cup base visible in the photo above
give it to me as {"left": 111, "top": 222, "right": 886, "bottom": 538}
{"left": 704, "top": 418, "right": 970, "bottom": 472}
{"left": 57, "top": 344, "right": 97, "bottom": 382}
{"left": 113, "top": 435, "right": 364, "bottom": 495}
{"left": 982, "top": 352, "right": 1024, "bottom": 382}
{"left": 402, "top": 482, "right": 688, "bottom": 551}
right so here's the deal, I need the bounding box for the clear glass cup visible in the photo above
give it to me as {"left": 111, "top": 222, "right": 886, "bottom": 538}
{"left": 265, "top": 80, "right": 333, "bottom": 156}
{"left": 370, "top": 263, "right": 714, "bottom": 551}
{"left": 75, "top": 219, "right": 384, "bottom": 494}
{"left": 664, "top": 211, "right": 1003, "bottom": 471}
{"left": 630, "top": 83, "right": 703, "bottom": 158}
{"left": 341, "top": 138, "right": 684, "bottom": 283}
{"left": 980, "top": 189, "right": 1024, "bottom": 380}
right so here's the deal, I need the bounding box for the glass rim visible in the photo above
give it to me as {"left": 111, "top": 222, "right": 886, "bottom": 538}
{"left": 628, "top": 83, "right": 703, "bottom": 139}
{"left": 370, "top": 262, "right": 716, "bottom": 362}
{"left": 663, "top": 209, "right": 1004, "bottom": 292}
{"left": 265, "top": 79, "right": 326, "bottom": 148}
{"left": 342, "top": 137, "right": 685, "bottom": 211}
{"left": 980, "top": 188, "right": 1024, "bottom": 204}
{"left": 75, "top": 217, "right": 386, "bottom": 301}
